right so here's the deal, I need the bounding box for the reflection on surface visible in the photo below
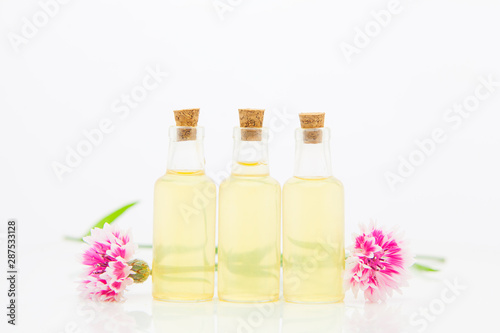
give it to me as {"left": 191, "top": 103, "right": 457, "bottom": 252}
{"left": 344, "top": 302, "right": 416, "bottom": 333}
{"left": 153, "top": 300, "right": 214, "bottom": 333}
{"left": 217, "top": 300, "right": 280, "bottom": 333}
{"left": 67, "top": 301, "right": 152, "bottom": 333}
{"left": 149, "top": 298, "right": 417, "bottom": 333}
{"left": 283, "top": 302, "right": 344, "bottom": 333}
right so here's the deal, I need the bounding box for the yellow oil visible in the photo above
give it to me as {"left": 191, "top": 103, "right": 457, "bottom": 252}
{"left": 153, "top": 170, "right": 216, "bottom": 302}
{"left": 283, "top": 176, "right": 344, "bottom": 303}
{"left": 218, "top": 163, "right": 281, "bottom": 303}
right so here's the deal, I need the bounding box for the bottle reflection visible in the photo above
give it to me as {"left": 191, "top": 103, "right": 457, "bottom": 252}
{"left": 153, "top": 300, "right": 214, "bottom": 333}
{"left": 283, "top": 302, "right": 344, "bottom": 333}
{"left": 217, "top": 300, "right": 280, "bottom": 333}
{"left": 150, "top": 298, "right": 415, "bottom": 333}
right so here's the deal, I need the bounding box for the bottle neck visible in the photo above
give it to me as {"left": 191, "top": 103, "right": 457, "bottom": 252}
{"left": 293, "top": 128, "right": 333, "bottom": 178}
{"left": 166, "top": 126, "right": 206, "bottom": 173}
{"left": 231, "top": 127, "right": 270, "bottom": 176}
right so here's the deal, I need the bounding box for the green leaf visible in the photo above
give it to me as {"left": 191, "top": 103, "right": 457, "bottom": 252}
{"left": 415, "top": 255, "right": 446, "bottom": 263}
{"left": 83, "top": 201, "right": 138, "bottom": 237}
{"left": 287, "top": 237, "right": 322, "bottom": 250}
{"left": 219, "top": 246, "right": 280, "bottom": 278}
{"left": 412, "top": 263, "right": 439, "bottom": 272}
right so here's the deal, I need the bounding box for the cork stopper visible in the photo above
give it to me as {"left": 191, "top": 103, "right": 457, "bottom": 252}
{"left": 173, "top": 108, "right": 199, "bottom": 141}
{"left": 238, "top": 109, "right": 264, "bottom": 141}
{"left": 299, "top": 112, "right": 325, "bottom": 143}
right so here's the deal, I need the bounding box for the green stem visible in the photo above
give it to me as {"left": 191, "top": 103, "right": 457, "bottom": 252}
{"left": 415, "top": 255, "right": 446, "bottom": 263}
{"left": 66, "top": 236, "right": 444, "bottom": 272}
{"left": 64, "top": 236, "right": 82, "bottom": 242}
{"left": 411, "top": 263, "right": 439, "bottom": 272}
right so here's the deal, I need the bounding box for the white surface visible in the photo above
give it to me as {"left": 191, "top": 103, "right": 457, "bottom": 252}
{"left": 2, "top": 240, "right": 498, "bottom": 333}
{"left": 1, "top": 0, "right": 499, "bottom": 332}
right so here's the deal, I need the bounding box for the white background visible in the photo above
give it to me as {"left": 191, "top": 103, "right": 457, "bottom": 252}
{"left": 0, "top": 0, "right": 499, "bottom": 332}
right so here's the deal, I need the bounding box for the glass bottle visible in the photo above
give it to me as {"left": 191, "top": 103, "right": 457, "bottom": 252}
{"left": 218, "top": 126, "right": 281, "bottom": 303}
{"left": 153, "top": 125, "right": 216, "bottom": 302}
{"left": 283, "top": 119, "right": 344, "bottom": 303}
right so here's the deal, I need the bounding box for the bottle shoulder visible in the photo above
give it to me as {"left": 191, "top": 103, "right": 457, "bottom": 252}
{"left": 284, "top": 176, "right": 343, "bottom": 189}
{"left": 155, "top": 171, "right": 215, "bottom": 187}
{"left": 220, "top": 174, "right": 281, "bottom": 188}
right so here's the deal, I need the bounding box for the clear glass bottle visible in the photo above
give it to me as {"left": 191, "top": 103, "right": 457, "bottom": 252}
{"left": 218, "top": 127, "right": 281, "bottom": 303}
{"left": 153, "top": 126, "right": 216, "bottom": 302}
{"left": 283, "top": 126, "right": 345, "bottom": 303}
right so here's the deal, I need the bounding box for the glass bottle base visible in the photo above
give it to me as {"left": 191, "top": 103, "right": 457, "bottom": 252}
{"left": 218, "top": 295, "right": 279, "bottom": 304}
{"left": 283, "top": 295, "right": 344, "bottom": 304}
{"left": 153, "top": 295, "right": 213, "bottom": 303}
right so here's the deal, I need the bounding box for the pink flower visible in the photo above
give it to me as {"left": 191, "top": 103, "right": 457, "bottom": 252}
{"left": 80, "top": 223, "right": 137, "bottom": 302}
{"left": 345, "top": 222, "right": 414, "bottom": 302}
